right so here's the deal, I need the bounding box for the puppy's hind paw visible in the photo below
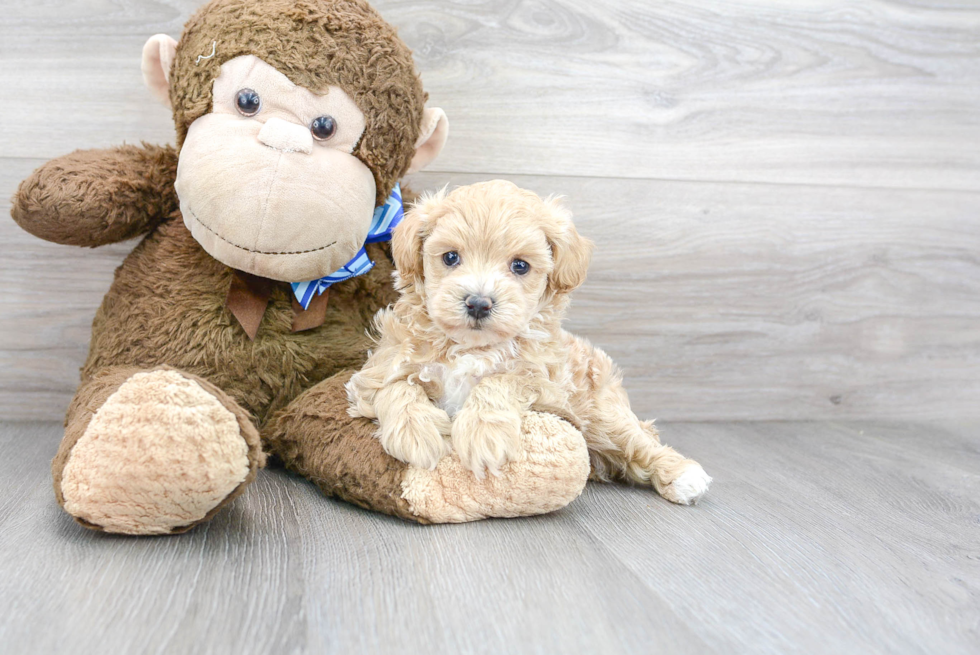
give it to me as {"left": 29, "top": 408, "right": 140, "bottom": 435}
{"left": 660, "top": 463, "right": 712, "bottom": 505}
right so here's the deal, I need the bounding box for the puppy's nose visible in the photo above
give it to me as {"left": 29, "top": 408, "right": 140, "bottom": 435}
{"left": 464, "top": 295, "right": 493, "bottom": 320}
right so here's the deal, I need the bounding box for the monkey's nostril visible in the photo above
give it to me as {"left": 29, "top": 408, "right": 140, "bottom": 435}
{"left": 464, "top": 295, "right": 493, "bottom": 320}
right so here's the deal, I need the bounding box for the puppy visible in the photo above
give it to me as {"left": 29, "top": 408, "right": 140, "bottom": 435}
{"left": 347, "top": 180, "right": 711, "bottom": 504}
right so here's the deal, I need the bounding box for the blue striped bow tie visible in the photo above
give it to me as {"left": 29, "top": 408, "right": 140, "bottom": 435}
{"left": 291, "top": 183, "right": 404, "bottom": 310}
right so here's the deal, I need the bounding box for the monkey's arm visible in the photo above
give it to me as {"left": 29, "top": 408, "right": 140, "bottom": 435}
{"left": 11, "top": 144, "right": 179, "bottom": 247}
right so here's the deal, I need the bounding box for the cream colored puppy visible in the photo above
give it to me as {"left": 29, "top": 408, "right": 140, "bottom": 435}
{"left": 347, "top": 180, "right": 711, "bottom": 504}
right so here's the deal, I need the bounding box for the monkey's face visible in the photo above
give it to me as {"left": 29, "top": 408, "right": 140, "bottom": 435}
{"left": 142, "top": 2, "right": 448, "bottom": 282}
{"left": 174, "top": 56, "right": 376, "bottom": 282}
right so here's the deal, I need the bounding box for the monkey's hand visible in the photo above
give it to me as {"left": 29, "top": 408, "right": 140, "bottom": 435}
{"left": 11, "top": 144, "right": 179, "bottom": 247}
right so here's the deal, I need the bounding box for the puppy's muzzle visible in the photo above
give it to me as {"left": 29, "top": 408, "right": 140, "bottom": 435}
{"left": 464, "top": 294, "right": 493, "bottom": 320}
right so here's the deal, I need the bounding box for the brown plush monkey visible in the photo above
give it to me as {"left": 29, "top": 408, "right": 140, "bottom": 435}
{"left": 11, "top": 0, "right": 590, "bottom": 535}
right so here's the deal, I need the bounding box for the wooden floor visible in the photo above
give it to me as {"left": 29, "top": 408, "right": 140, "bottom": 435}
{"left": 1, "top": 420, "right": 977, "bottom": 655}
{"left": 2, "top": 1, "right": 979, "bottom": 653}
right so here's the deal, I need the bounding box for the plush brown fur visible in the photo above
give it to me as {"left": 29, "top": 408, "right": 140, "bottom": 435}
{"left": 21, "top": 159, "right": 410, "bottom": 530}
{"left": 12, "top": 0, "right": 590, "bottom": 534}
{"left": 171, "top": 0, "right": 425, "bottom": 205}
{"left": 12, "top": 145, "right": 179, "bottom": 247}
{"left": 81, "top": 216, "right": 398, "bottom": 424}
{"left": 9, "top": 0, "right": 428, "bottom": 533}
{"left": 262, "top": 370, "right": 421, "bottom": 522}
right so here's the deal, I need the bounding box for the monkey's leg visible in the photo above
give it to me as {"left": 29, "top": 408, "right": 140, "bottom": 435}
{"left": 263, "top": 371, "right": 591, "bottom": 523}
{"left": 54, "top": 366, "right": 264, "bottom": 535}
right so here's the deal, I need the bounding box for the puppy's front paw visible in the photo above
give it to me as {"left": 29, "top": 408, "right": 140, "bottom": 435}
{"left": 660, "top": 462, "right": 712, "bottom": 505}
{"left": 451, "top": 407, "right": 522, "bottom": 478}
{"left": 379, "top": 403, "right": 452, "bottom": 470}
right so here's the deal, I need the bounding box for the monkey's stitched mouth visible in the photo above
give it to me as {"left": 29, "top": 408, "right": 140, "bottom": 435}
{"left": 185, "top": 206, "right": 337, "bottom": 255}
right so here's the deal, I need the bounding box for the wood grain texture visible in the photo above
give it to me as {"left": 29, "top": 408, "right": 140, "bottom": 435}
{"left": 1, "top": 0, "right": 979, "bottom": 421}
{"left": 2, "top": 0, "right": 979, "bottom": 189}
{"left": 410, "top": 172, "right": 980, "bottom": 421}
{"left": 1, "top": 420, "right": 977, "bottom": 654}
{"left": 2, "top": 159, "right": 977, "bottom": 420}
{"left": 3, "top": 3, "right": 978, "bottom": 653}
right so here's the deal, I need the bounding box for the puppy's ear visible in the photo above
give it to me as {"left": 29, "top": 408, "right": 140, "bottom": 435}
{"left": 543, "top": 197, "right": 593, "bottom": 294}
{"left": 392, "top": 188, "right": 447, "bottom": 284}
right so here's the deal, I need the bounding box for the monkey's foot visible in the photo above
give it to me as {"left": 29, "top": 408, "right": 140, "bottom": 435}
{"left": 400, "top": 412, "right": 590, "bottom": 522}
{"left": 57, "top": 369, "right": 263, "bottom": 535}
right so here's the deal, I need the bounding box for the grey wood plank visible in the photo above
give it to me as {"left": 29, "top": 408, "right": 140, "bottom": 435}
{"left": 1, "top": 420, "right": 977, "bottom": 654}
{"left": 1, "top": 0, "right": 979, "bottom": 190}
{"left": 572, "top": 421, "right": 980, "bottom": 655}
{"left": 0, "top": 421, "right": 712, "bottom": 655}
{"left": 0, "top": 424, "right": 308, "bottom": 655}
{"left": 4, "top": 158, "right": 977, "bottom": 421}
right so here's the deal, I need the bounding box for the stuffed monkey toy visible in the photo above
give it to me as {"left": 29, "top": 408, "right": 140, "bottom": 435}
{"left": 10, "top": 0, "right": 590, "bottom": 535}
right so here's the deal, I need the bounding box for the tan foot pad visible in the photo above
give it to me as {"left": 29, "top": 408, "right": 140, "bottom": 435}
{"left": 61, "top": 370, "right": 250, "bottom": 535}
{"left": 401, "top": 412, "right": 590, "bottom": 523}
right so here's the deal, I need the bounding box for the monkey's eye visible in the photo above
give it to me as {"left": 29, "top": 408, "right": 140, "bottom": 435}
{"left": 442, "top": 251, "right": 460, "bottom": 267}
{"left": 310, "top": 116, "right": 337, "bottom": 141}
{"left": 235, "top": 88, "right": 261, "bottom": 116}
{"left": 510, "top": 259, "right": 530, "bottom": 275}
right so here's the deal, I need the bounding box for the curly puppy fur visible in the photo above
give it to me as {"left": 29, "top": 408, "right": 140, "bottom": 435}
{"left": 347, "top": 180, "right": 712, "bottom": 504}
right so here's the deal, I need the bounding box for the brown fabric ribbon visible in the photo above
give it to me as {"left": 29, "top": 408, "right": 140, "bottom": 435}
{"left": 226, "top": 270, "right": 329, "bottom": 340}
{"left": 291, "top": 288, "right": 330, "bottom": 332}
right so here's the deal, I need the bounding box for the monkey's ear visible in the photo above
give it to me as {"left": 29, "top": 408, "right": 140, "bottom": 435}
{"left": 141, "top": 34, "right": 178, "bottom": 108}
{"left": 406, "top": 108, "right": 449, "bottom": 175}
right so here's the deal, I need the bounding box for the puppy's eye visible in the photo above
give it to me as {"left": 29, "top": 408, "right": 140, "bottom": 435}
{"left": 510, "top": 259, "right": 530, "bottom": 276}
{"left": 442, "top": 251, "right": 460, "bottom": 267}
{"left": 235, "top": 88, "right": 261, "bottom": 116}
{"left": 310, "top": 116, "right": 337, "bottom": 141}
